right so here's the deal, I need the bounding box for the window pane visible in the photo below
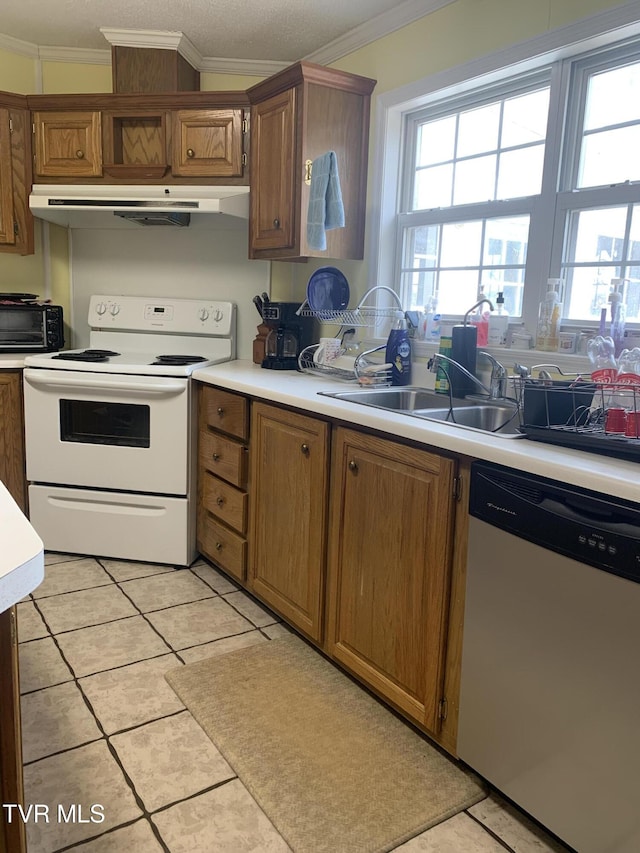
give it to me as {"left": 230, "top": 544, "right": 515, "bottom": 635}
{"left": 563, "top": 266, "right": 613, "bottom": 321}
{"left": 584, "top": 61, "right": 640, "bottom": 130}
{"left": 440, "top": 221, "right": 482, "bottom": 266}
{"left": 457, "top": 103, "right": 500, "bottom": 157}
{"left": 437, "top": 270, "right": 480, "bottom": 314}
{"left": 400, "top": 269, "right": 436, "bottom": 311}
{"left": 623, "top": 269, "right": 640, "bottom": 320}
{"left": 482, "top": 217, "right": 529, "bottom": 266}
{"left": 414, "top": 163, "right": 453, "bottom": 209}
{"left": 571, "top": 207, "right": 627, "bottom": 263}
{"left": 501, "top": 89, "right": 549, "bottom": 146}
{"left": 578, "top": 124, "right": 640, "bottom": 187}
{"left": 497, "top": 146, "right": 545, "bottom": 198}
{"left": 417, "top": 115, "right": 456, "bottom": 166}
{"left": 453, "top": 155, "right": 496, "bottom": 205}
{"left": 402, "top": 224, "right": 439, "bottom": 269}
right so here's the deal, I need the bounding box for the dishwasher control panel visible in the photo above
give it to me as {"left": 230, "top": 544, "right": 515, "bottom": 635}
{"left": 470, "top": 461, "right": 640, "bottom": 582}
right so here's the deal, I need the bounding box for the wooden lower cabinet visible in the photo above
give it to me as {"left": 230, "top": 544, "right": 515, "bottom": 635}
{"left": 0, "top": 607, "right": 26, "bottom": 853}
{"left": 196, "top": 385, "right": 249, "bottom": 583}
{"left": 247, "top": 402, "right": 329, "bottom": 643}
{"left": 325, "top": 427, "right": 457, "bottom": 735}
{"left": 0, "top": 372, "right": 26, "bottom": 512}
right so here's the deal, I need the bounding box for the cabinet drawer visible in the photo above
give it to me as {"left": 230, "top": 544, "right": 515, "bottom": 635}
{"left": 197, "top": 509, "right": 246, "bottom": 582}
{"left": 201, "top": 469, "right": 247, "bottom": 534}
{"left": 200, "top": 386, "right": 248, "bottom": 440}
{"left": 199, "top": 430, "right": 247, "bottom": 488}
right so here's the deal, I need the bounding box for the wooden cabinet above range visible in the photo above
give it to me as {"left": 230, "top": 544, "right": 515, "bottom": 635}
{"left": 28, "top": 92, "right": 250, "bottom": 185}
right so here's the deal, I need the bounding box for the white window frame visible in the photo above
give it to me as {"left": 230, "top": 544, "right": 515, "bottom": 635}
{"left": 368, "top": 1, "right": 640, "bottom": 343}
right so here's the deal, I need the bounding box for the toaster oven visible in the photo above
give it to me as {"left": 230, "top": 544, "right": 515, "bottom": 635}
{"left": 0, "top": 300, "right": 64, "bottom": 352}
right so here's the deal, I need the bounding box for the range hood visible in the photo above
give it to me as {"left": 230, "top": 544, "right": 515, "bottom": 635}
{"left": 29, "top": 185, "right": 250, "bottom": 229}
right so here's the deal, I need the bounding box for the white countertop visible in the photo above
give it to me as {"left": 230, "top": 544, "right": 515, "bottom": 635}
{"left": 193, "top": 360, "right": 640, "bottom": 505}
{"left": 0, "top": 481, "right": 44, "bottom": 611}
{"left": 0, "top": 355, "right": 26, "bottom": 369}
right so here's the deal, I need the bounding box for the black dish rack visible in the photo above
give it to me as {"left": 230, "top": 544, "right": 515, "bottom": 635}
{"left": 515, "top": 378, "right": 640, "bottom": 462}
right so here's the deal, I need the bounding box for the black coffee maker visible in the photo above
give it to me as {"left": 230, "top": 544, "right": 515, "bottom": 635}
{"left": 261, "top": 302, "right": 318, "bottom": 370}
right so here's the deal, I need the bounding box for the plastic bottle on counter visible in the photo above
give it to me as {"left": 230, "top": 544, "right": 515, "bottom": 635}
{"left": 587, "top": 335, "right": 617, "bottom": 384}
{"left": 385, "top": 312, "right": 412, "bottom": 386}
{"left": 434, "top": 326, "right": 453, "bottom": 394}
{"left": 423, "top": 297, "right": 441, "bottom": 343}
{"left": 470, "top": 303, "right": 490, "bottom": 347}
{"left": 536, "top": 279, "right": 563, "bottom": 351}
{"left": 487, "top": 291, "right": 509, "bottom": 346}
{"left": 609, "top": 279, "right": 627, "bottom": 358}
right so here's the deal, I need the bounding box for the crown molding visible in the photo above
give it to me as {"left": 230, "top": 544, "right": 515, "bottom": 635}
{"left": 303, "top": 0, "right": 456, "bottom": 65}
{"left": 38, "top": 46, "right": 111, "bottom": 65}
{"left": 0, "top": 31, "right": 39, "bottom": 58}
{"left": 99, "top": 28, "right": 203, "bottom": 69}
{"left": 199, "top": 56, "right": 289, "bottom": 77}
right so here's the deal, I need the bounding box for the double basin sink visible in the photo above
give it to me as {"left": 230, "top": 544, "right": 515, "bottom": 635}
{"left": 319, "top": 387, "right": 523, "bottom": 438}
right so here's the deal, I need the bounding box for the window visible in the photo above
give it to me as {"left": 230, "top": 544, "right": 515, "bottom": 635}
{"left": 396, "top": 33, "right": 640, "bottom": 331}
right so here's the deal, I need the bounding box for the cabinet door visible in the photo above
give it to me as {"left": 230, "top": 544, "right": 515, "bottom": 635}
{"left": 0, "top": 608, "right": 26, "bottom": 853}
{"left": 172, "top": 109, "right": 243, "bottom": 177}
{"left": 0, "top": 109, "right": 16, "bottom": 246}
{"left": 248, "top": 402, "right": 329, "bottom": 642}
{"left": 0, "top": 373, "right": 26, "bottom": 513}
{"left": 33, "top": 111, "right": 102, "bottom": 177}
{"left": 326, "top": 428, "right": 456, "bottom": 733}
{"left": 249, "top": 89, "right": 296, "bottom": 252}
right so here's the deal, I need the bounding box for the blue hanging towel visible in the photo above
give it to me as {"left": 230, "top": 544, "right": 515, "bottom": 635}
{"left": 306, "top": 151, "right": 345, "bottom": 251}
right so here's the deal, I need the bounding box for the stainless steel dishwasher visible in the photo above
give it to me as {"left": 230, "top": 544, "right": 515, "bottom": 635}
{"left": 457, "top": 461, "right": 640, "bottom": 853}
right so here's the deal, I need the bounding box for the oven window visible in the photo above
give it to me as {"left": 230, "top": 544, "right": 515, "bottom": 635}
{"left": 0, "top": 309, "right": 45, "bottom": 344}
{"left": 60, "top": 399, "right": 151, "bottom": 447}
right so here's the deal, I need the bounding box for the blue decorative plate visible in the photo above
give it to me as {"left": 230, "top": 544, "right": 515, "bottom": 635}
{"left": 306, "top": 267, "right": 350, "bottom": 312}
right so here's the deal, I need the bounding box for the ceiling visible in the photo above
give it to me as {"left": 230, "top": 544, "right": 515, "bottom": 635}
{"left": 0, "top": 0, "right": 435, "bottom": 66}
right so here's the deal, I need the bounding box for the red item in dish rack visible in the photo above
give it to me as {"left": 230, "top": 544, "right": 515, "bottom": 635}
{"left": 624, "top": 412, "right": 640, "bottom": 438}
{"left": 604, "top": 407, "right": 627, "bottom": 433}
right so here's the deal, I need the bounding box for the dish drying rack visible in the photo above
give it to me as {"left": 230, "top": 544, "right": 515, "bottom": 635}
{"left": 298, "top": 343, "right": 393, "bottom": 386}
{"left": 514, "top": 376, "right": 640, "bottom": 461}
{"left": 297, "top": 285, "right": 403, "bottom": 327}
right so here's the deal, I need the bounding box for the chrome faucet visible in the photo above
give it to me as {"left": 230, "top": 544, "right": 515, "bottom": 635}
{"left": 429, "top": 351, "right": 508, "bottom": 399}
{"left": 477, "top": 351, "right": 508, "bottom": 399}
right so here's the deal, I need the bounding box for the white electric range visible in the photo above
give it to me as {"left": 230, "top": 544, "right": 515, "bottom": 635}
{"left": 23, "top": 294, "right": 236, "bottom": 566}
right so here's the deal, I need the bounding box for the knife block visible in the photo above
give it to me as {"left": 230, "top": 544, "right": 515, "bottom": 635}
{"left": 253, "top": 324, "right": 269, "bottom": 364}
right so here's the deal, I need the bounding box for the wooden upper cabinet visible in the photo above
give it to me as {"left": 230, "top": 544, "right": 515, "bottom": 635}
{"left": 247, "top": 61, "right": 376, "bottom": 261}
{"left": 0, "top": 96, "right": 33, "bottom": 256}
{"left": 249, "top": 90, "right": 296, "bottom": 252}
{"left": 172, "top": 109, "right": 244, "bottom": 178}
{"left": 0, "top": 109, "right": 16, "bottom": 246}
{"left": 33, "top": 111, "right": 102, "bottom": 178}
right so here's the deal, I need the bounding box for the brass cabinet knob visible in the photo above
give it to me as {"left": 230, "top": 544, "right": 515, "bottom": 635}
{"left": 273, "top": 218, "right": 280, "bottom": 229}
{"left": 301, "top": 443, "right": 309, "bottom": 455}
{"left": 212, "top": 453, "right": 220, "bottom": 461}
{"left": 187, "top": 148, "right": 195, "bottom": 158}
{"left": 215, "top": 541, "right": 223, "bottom": 551}
{"left": 75, "top": 150, "right": 84, "bottom": 159}
{"left": 216, "top": 496, "right": 225, "bottom": 507}
{"left": 217, "top": 407, "right": 224, "bottom": 417}
{"left": 348, "top": 460, "right": 358, "bottom": 472}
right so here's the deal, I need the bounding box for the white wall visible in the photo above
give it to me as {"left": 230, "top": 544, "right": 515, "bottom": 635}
{"left": 68, "top": 220, "right": 270, "bottom": 359}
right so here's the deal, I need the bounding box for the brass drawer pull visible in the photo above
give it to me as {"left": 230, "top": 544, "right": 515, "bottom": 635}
{"left": 217, "top": 407, "right": 224, "bottom": 417}
{"left": 75, "top": 150, "right": 84, "bottom": 159}
{"left": 273, "top": 218, "right": 280, "bottom": 229}
{"left": 348, "top": 460, "right": 358, "bottom": 472}
{"left": 216, "top": 496, "right": 225, "bottom": 507}
{"left": 212, "top": 453, "right": 220, "bottom": 461}
{"left": 301, "top": 443, "right": 309, "bottom": 455}
{"left": 187, "top": 148, "right": 195, "bottom": 158}
{"left": 215, "top": 541, "right": 223, "bottom": 551}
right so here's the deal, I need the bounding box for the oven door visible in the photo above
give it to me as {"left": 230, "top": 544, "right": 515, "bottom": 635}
{"left": 24, "top": 368, "right": 191, "bottom": 494}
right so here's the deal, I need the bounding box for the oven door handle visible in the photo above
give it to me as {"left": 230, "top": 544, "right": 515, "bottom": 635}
{"left": 24, "top": 372, "right": 187, "bottom": 396}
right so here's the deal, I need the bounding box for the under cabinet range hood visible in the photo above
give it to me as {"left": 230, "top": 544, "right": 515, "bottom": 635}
{"left": 29, "top": 185, "right": 250, "bottom": 228}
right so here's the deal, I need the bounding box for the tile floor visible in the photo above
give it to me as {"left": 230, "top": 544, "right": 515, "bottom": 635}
{"left": 16, "top": 552, "right": 573, "bottom": 853}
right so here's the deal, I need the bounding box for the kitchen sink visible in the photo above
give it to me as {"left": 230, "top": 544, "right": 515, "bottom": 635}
{"left": 319, "top": 387, "right": 524, "bottom": 438}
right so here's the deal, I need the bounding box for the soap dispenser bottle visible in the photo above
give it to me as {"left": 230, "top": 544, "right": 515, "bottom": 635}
{"left": 487, "top": 292, "right": 509, "bottom": 346}
{"left": 536, "top": 279, "right": 563, "bottom": 351}
{"left": 609, "top": 279, "right": 627, "bottom": 358}
{"left": 385, "top": 312, "right": 412, "bottom": 386}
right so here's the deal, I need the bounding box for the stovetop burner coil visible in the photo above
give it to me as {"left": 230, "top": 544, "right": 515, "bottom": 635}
{"left": 52, "top": 349, "right": 121, "bottom": 362}
{"left": 151, "top": 354, "right": 208, "bottom": 365}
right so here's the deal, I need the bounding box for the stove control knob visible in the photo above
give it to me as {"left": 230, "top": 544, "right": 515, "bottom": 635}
{"left": 95, "top": 302, "right": 107, "bottom": 316}
{"left": 198, "top": 308, "right": 210, "bottom": 321}
{"left": 212, "top": 309, "right": 224, "bottom": 322}
{"left": 109, "top": 303, "right": 120, "bottom": 316}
